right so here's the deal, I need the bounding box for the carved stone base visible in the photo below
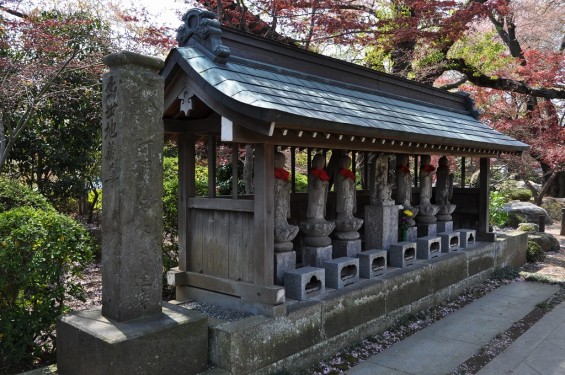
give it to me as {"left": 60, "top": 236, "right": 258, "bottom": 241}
{"left": 332, "top": 239, "right": 362, "bottom": 258}
{"left": 359, "top": 250, "right": 387, "bottom": 279}
{"left": 302, "top": 245, "right": 333, "bottom": 268}
{"left": 416, "top": 236, "right": 442, "bottom": 259}
{"left": 417, "top": 223, "right": 437, "bottom": 238}
{"left": 436, "top": 221, "right": 454, "bottom": 234}
{"left": 284, "top": 267, "right": 325, "bottom": 301}
{"left": 274, "top": 242, "right": 294, "bottom": 252}
{"left": 274, "top": 251, "right": 296, "bottom": 286}
{"left": 388, "top": 242, "right": 416, "bottom": 268}
{"left": 365, "top": 204, "right": 401, "bottom": 250}
{"left": 440, "top": 232, "right": 460, "bottom": 253}
{"left": 322, "top": 257, "right": 359, "bottom": 289}
{"left": 300, "top": 221, "right": 335, "bottom": 247}
{"left": 456, "top": 229, "right": 476, "bottom": 248}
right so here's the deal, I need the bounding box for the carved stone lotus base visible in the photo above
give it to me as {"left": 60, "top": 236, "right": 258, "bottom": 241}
{"left": 415, "top": 204, "right": 439, "bottom": 224}
{"left": 299, "top": 220, "right": 335, "bottom": 247}
{"left": 274, "top": 224, "right": 299, "bottom": 253}
{"left": 436, "top": 204, "right": 456, "bottom": 222}
{"left": 333, "top": 217, "right": 363, "bottom": 240}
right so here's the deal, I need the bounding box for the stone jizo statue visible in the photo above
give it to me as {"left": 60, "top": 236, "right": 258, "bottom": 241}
{"left": 273, "top": 151, "right": 298, "bottom": 252}
{"left": 334, "top": 155, "right": 363, "bottom": 240}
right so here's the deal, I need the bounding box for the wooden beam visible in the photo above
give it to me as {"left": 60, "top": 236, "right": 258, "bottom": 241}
{"left": 177, "top": 133, "right": 195, "bottom": 271}
{"left": 232, "top": 143, "right": 239, "bottom": 199}
{"left": 208, "top": 135, "right": 216, "bottom": 198}
{"left": 167, "top": 269, "right": 285, "bottom": 305}
{"left": 291, "top": 146, "right": 296, "bottom": 193}
{"left": 187, "top": 197, "right": 254, "bottom": 212}
{"left": 461, "top": 157, "right": 466, "bottom": 188}
{"left": 253, "top": 143, "right": 275, "bottom": 286}
{"left": 164, "top": 116, "right": 221, "bottom": 134}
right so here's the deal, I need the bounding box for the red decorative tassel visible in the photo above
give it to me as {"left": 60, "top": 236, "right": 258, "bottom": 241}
{"left": 397, "top": 165, "right": 411, "bottom": 175}
{"left": 274, "top": 167, "right": 290, "bottom": 181}
{"left": 310, "top": 168, "right": 330, "bottom": 181}
{"left": 339, "top": 168, "right": 355, "bottom": 180}
{"left": 422, "top": 164, "right": 436, "bottom": 173}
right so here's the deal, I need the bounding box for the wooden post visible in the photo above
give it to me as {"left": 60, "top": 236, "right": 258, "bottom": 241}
{"left": 208, "top": 135, "right": 216, "bottom": 198}
{"left": 232, "top": 143, "right": 238, "bottom": 199}
{"left": 253, "top": 143, "right": 274, "bottom": 286}
{"left": 178, "top": 133, "right": 195, "bottom": 271}
{"left": 291, "top": 146, "right": 296, "bottom": 193}
{"left": 414, "top": 155, "right": 419, "bottom": 188}
{"left": 478, "top": 157, "right": 496, "bottom": 241}
{"left": 461, "top": 157, "right": 466, "bottom": 188}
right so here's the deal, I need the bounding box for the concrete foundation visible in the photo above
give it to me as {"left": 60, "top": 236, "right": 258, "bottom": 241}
{"left": 332, "top": 239, "right": 362, "bottom": 258}
{"left": 274, "top": 251, "right": 296, "bottom": 286}
{"left": 359, "top": 250, "right": 387, "bottom": 279}
{"left": 56, "top": 305, "right": 208, "bottom": 375}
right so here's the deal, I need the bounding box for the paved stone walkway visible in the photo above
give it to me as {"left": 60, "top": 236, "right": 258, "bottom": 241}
{"left": 346, "top": 282, "right": 561, "bottom": 375}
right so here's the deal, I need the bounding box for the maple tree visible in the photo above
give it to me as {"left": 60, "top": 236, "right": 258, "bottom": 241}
{"left": 196, "top": 0, "right": 564, "bottom": 199}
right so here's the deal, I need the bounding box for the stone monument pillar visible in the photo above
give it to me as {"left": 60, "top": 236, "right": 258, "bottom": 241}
{"left": 274, "top": 151, "right": 299, "bottom": 284}
{"left": 416, "top": 155, "right": 439, "bottom": 237}
{"left": 332, "top": 155, "right": 363, "bottom": 257}
{"left": 56, "top": 51, "right": 207, "bottom": 375}
{"left": 365, "top": 154, "right": 401, "bottom": 250}
{"left": 395, "top": 154, "right": 418, "bottom": 241}
{"left": 299, "top": 153, "right": 335, "bottom": 267}
{"left": 435, "top": 156, "right": 456, "bottom": 232}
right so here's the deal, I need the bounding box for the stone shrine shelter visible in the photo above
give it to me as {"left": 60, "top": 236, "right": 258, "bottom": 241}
{"left": 161, "top": 9, "right": 527, "bottom": 314}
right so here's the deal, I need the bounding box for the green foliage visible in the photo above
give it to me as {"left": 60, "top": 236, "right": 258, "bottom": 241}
{"left": 0, "top": 207, "right": 93, "bottom": 373}
{"left": 195, "top": 164, "right": 208, "bottom": 196}
{"left": 216, "top": 161, "right": 245, "bottom": 196}
{"left": 541, "top": 199, "right": 563, "bottom": 221}
{"left": 507, "top": 189, "right": 532, "bottom": 202}
{"left": 507, "top": 213, "right": 526, "bottom": 228}
{"left": 489, "top": 190, "right": 509, "bottom": 228}
{"left": 527, "top": 240, "right": 546, "bottom": 263}
{"left": 294, "top": 173, "right": 308, "bottom": 193}
{"left": 162, "top": 152, "right": 179, "bottom": 298}
{"left": 0, "top": 178, "right": 53, "bottom": 212}
{"left": 490, "top": 266, "right": 520, "bottom": 280}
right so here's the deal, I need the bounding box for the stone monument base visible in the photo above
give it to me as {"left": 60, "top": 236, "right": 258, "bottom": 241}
{"left": 332, "top": 239, "right": 362, "bottom": 258}
{"left": 416, "top": 236, "right": 442, "bottom": 259}
{"left": 440, "top": 232, "right": 460, "bottom": 253}
{"left": 284, "top": 267, "right": 325, "bottom": 301}
{"left": 457, "top": 229, "right": 476, "bottom": 248}
{"left": 322, "top": 257, "right": 359, "bottom": 289}
{"left": 365, "top": 204, "right": 401, "bottom": 250}
{"left": 274, "top": 251, "right": 296, "bottom": 286}
{"left": 359, "top": 249, "right": 387, "bottom": 279}
{"left": 417, "top": 223, "right": 437, "bottom": 238}
{"left": 388, "top": 242, "right": 416, "bottom": 268}
{"left": 437, "top": 221, "right": 454, "bottom": 233}
{"left": 56, "top": 304, "right": 208, "bottom": 375}
{"left": 302, "top": 245, "right": 333, "bottom": 268}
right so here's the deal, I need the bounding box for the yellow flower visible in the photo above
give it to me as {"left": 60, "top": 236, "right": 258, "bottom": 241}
{"left": 403, "top": 210, "right": 413, "bottom": 217}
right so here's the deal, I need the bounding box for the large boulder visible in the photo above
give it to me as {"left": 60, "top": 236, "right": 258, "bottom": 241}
{"left": 528, "top": 233, "right": 561, "bottom": 252}
{"left": 503, "top": 201, "right": 553, "bottom": 226}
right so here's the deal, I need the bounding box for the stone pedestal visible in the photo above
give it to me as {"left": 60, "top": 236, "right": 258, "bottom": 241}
{"left": 302, "top": 245, "right": 333, "bottom": 268}
{"left": 274, "top": 251, "right": 296, "bottom": 286}
{"left": 417, "top": 223, "right": 437, "bottom": 238}
{"left": 388, "top": 242, "right": 416, "bottom": 268}
{"left": 399, "top": 227, "right": 418, "bottom": 242}
{"left": 332, "top": 239, "right": 362, "bottom": 258}
{"left": 57, "top": 305, "right": 208, "bottom": 375}
{"left": 359, "top": 250, "right": 387, "bottom": 279}
{"left": 365, "top": 204, "right": 401, "bottom": 250}
{"left": 322, "top": 257, "right": 359, "bottom": 289}
{"left": 416, "top": 236, "right": 442, "bottom": 259}
{"left": 457, "top": 229, "right": 476, "bottom": 248}
{"left": 284, "top": 267, "right": 325, "bottom": 301}
{"left": 437, "top": 221, "right": 453, "bottom": 234}
{"left": 440, "top": 232, "right": 460, "bottom": 253}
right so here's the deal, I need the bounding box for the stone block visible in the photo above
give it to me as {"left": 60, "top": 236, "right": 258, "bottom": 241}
{"left": 359, "top": 250, "right": 387, "bottom": 279}
{"left": 436, "top": 221, "right": 453, "bottom": 233}
{"left": 457, "top": 229, "right": 476, "bottom": 248}
{"left": 274, "top": 251, "right": 296, "bottom": 286}
{"left": 440, "top": 232, "right": 460, "bottom": 253}
{"left": 302, "top": 245, "right": 333, "bottom": 268}
{"left": 365, "top": 204, "right": 401, "bottom": 250}
{"left": 332, "top": 239, "right": 362, "bottom": 258}
{"left": 56, "top": 305, "right": 208, "bottom": 375}
{"left": 416, "top": 236, "right": 442, "bottom": 259}
{"left": 322, "top": 257, "right": 360, "bottom": 289}
{"left": 284, "top": 267, "right": 325, "bottom": 301}
{"left": 388, "top": 242, "right": 417, "bottom": 268}
{"left": 417, "top": 223, "right": 437, "bottom": 237}
{"left": 406, "top": 227, "right": 418, "bottom": 242}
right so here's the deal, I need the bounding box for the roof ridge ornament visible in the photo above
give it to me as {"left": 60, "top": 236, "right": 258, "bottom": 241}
{"left": 176, "top": 8, "right": 231, "bottom": 64}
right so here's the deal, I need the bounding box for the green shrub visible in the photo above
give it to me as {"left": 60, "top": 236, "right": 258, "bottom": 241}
{"left": 541, "top": 199, "right": 563, "bottom": 222}
{"left": 0, "top": 178, "right": 53, "bottom": 212}
{"left": 491, "top": 266, "right": 520, "bottom": 280}
{"left": 507, "top": 213, "right": 525, "bottom": 228}
{"left": 527, "top": 240, "right": 545, "bottom": 263}
{"left": 489, "top": 191, "right": 509, "bottom": 228}
{"left": 195, "top": 164, "right": 208, "bottom": 196}
{"left": 162, "top": 155, "right": 179, "bottom": 299}
{"left": 0, "top": 207, "right": 93, "bottom": 373}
